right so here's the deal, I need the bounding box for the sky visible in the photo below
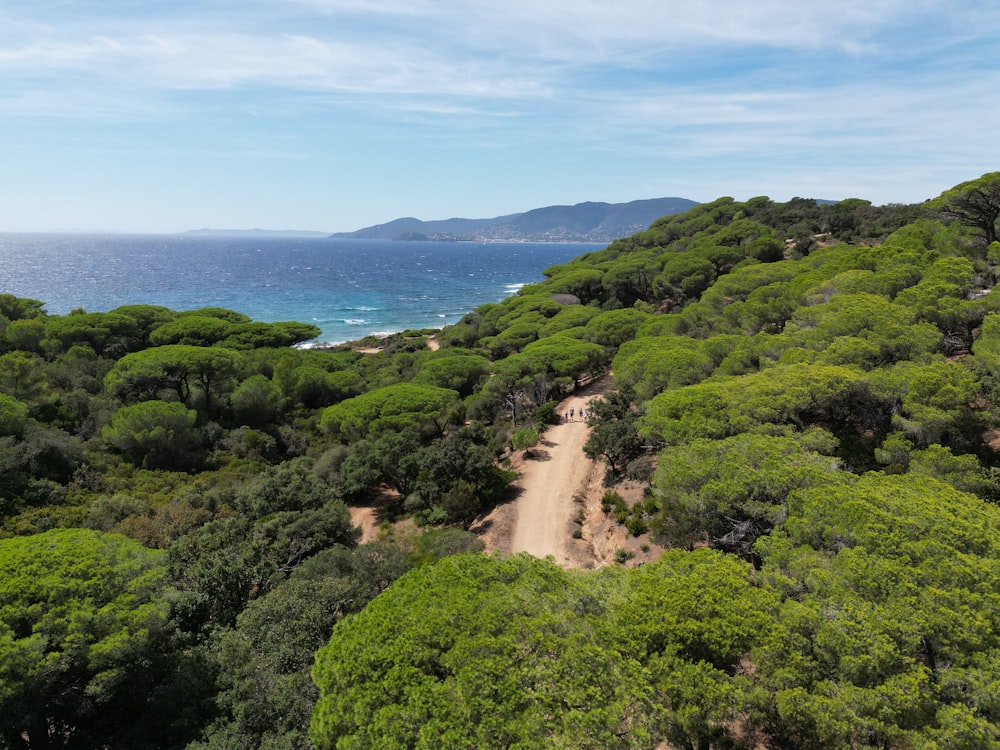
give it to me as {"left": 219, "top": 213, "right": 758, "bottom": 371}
{"left": 1, "top": 1, "right": 999, "bottom": 234}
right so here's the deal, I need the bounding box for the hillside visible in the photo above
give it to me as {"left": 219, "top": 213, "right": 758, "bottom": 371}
{"left": 329, "top": 196, "right": 698, "bottom": 242}
{"left": 3, "top": 174, "right": 1000, "bottom": 749}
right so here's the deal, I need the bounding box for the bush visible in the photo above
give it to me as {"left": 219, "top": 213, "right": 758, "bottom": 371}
{"left": 511, "top": 427, "right": 540, "bottom": 452}
{"left": 625, "top": 515, "right": 648, "bottom": 537}
{"left": 613, "top": 547, "right": 635, "bottom": 564}
{"left": 600, "top": 490, "right": 625, "bottom": 514}
{"left": 625, "top": 456, "right": 655, "bottom": 482}
{"left": 534, "top": 400, "right": 560, "bottom": 426}
{"left": 101, "top": 401, "right": 200, "bottom": 469}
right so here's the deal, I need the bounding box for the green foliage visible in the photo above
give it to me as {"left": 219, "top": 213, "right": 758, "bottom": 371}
{"left": 613, "top": 336, "right": 714, "bottom": 400}
{"left": 511, "top": 426, "right": 539, "bottom": 452}
{"left": 167, "top": 481, "right": 357, "bottom": 635}
{"left": 0, "top": 528, "right": 171, "bottom": 749}
{"left": 411, "top": 352, "right": 491, "bottom": 396}
{"left": 640, "top": 363, "right": 889, "bottom": 467}
{"left": 43, "top": 311, "right": 140, "bottom": 357}
{"left": 0, "top": 293, "right": 45, "bottom": 322}
{"left": 870, "top": 359, "right": 981, "bottom": 447}
{"left": 402, "top": 426, "right": 514, "bottom": 526}
{"left": 340, "top": 429, "right": 424, "bottom": 497}
{"left": 311, "top": 554, "right": 654, "bottom": 750}
{"left": 583, "top": 392, "right": 645, "bottom": 476}
{"left": 648, "top": 433, "right": 845, "bottom": 554}
{"left": 755, "top": 474, "right": 1000, "bottom": 747}
{"left": 615, "top": 549, "right": 778, "bottom": 750}
{"left": 179, "top": 306, "right": 251, "bottom": 324}
{"left": 105, "top": 344, "right": 240, "bottom": 417}
{"left": 230, "top": 373, "right": 283, "bottom": 427}
{"left": 0, "top": 351, "right": 49, "bottom": 403}
{"left": 519, "top": 335, "right": 607, "bottom": 380}
{"left": 583, "top": 307, "right": 650, "bottom": 349}
{"left": 149, "top": 314, "right": 233, "bottom": 346}
{"left": 0, "top": 394, "right": 28, "bottom": 437}
{"left": 193, "top": 543, "right": 411, "bottom": 750}
{"left": 102, "top": 400, "right": 201, "bottom": 469}
{"left": 218, "top": 320, "right": 321, "bottom": 349}
{"left": 936, "top": 170, "right": 1000, "bottom": 245}
{"left": 320, "top": 383, "right": 459, "bottom": 441}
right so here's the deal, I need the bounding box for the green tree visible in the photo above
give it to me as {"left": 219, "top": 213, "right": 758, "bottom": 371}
{"left": 230, "top": 373, "right": 283, "bottom": 427}
{"left": 0, "top": 394, "right": 28, "bottom": 438}
{"left": 218, "top": 320, "right": 321, "bottom": 349}
{"left": 411, "top": 353, "right": 491, "bottom": 397}
{"left": 193, "top": 543, "right": 410, "bottom": 750}
{"left": 584, "top": 308, "right": 650, "bottom": 350}
{"left": 401, "top": 426, "right": 513, "bottom": 525}
{"left": 311, "top": 554, "right": 654, "bottom": 750}
{"left": 108, "top": 304, "right": 177, "bottom": 346}
{"left": 648, "top": 433, "right": 846, "bottom": 554}
{"left": 520, "top": 335, "right": 607, "bottom": 382}
{"left": 168, "top": 490, "right": 357, "bottom": 636}
{"left": 937, "top": 171, "right": 1000, "bottom": 245}
{"left": 613, "top": 549, "right": 778, "bottom": 750}
{"left": 4, "top": 318, "right": 46, "bottom": 353}
{"left": 148, "top": 315, "right": 232, "bottom": 347}
{"left": 340, "top": 429, "right": 424, "bottom": 497}
{"left": 755, "top": 473, "right": 1000, "bottom": 748}
{"left": 654, "top": 253, "right": 717, "bottom": 300}
{"left": 320, "top": 383, "right": 459, "bottom": 441}
{"left": 105, "top": 344, "right": 240, "bottom": 417}
{"left": 43, "top": 311, "right": 139, "bottom": 357}
{"left": 102, "top": 400, "right": 201, "bottom": 469}
{"left": 0, "top": 294, "right": 45, "bottom": 323}
{"left": 0, "top": 351, "right": 48, "bottom": 402}
{"left": 613, "top": 337, "right": 714, "bottom": 400}
{"left": 583, "top": 392, "right": 645, "bottom": 477}
{"left": 0, "top": 528, "right": 171, "bottom": 750}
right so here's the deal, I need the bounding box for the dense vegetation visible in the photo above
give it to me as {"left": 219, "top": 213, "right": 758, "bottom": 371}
{"left": 3, "top": 174, "right": 1000, "bottom": 748}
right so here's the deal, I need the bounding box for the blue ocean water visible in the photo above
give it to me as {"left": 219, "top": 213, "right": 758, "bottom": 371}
{"left": 0, "top": 234, "right": 599, "bottom": 345}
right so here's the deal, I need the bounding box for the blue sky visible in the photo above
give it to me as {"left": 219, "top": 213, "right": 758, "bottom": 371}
{"left": 2, "top": 0, "right": 999, "bottom": 233}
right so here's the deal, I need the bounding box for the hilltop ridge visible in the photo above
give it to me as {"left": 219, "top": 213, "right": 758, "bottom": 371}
{"left": 330, "top": 197, "right": 698, "bottom": 242}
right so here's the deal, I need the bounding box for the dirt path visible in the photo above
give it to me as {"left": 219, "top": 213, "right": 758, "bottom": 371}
{"left": 477, "top": 377, "right": 613, "bottom": 567}
{"left": 350, "top": 373, "right": 654, "bottom": 568}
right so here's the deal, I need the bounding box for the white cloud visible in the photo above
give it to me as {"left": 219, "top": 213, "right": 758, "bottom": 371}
{"left": 1, "top": 0, "right": 997, "bottom": 114}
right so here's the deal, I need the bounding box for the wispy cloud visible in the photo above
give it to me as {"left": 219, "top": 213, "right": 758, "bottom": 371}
{"left": 4, "top": 1, "right": 994, "bottom": 99}
{"left": 2, "top": 0, "right": 999, "bottom": 230}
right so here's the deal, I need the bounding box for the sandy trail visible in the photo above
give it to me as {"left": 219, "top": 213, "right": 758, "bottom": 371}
{"left": 504, "top": 384, "right": 607, "bottom": 566}
{"left": 349, "top": 375, "right": 617, "bottom": 564}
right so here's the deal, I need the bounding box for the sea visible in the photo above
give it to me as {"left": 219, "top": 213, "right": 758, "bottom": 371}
{"left": 0, "top": 234, "right": 601, "bottom": 345}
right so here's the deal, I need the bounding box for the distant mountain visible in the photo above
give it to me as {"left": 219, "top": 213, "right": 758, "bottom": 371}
{"left": 180, "top": 229, "right": 330, "bottom": 238}
{"left": 330, "top": 197, "right": 699, "bottom": 243}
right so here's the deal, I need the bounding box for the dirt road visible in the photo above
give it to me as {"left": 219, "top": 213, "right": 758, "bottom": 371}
{"left": 349, "top": 375, "right": 622, "bottom": 565}
{"left": 502, "top": 385, "right": 607, "bottom": 566}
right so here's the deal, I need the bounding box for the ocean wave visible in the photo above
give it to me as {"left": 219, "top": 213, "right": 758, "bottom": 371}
{"left": 343, "top": 319, "right": 368, "bottom": 325}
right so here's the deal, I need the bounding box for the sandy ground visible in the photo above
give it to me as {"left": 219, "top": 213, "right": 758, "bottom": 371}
{"left": 349, "top": 503, "right": 381, "bottom": 545}
{"left": 474, "top": 376, "right": 635, "bottom": 568}
{"left": 507, "top": 390, "right": 604, "bottom": 565}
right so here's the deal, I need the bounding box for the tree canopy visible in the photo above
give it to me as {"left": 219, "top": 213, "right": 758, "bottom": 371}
{"left": 0, "top": 528, "right": 171, "bottom": 749}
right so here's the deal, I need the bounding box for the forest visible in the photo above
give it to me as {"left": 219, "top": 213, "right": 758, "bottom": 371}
{"left": 2, "top": 173, "right": 1000, "bottom": 749}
